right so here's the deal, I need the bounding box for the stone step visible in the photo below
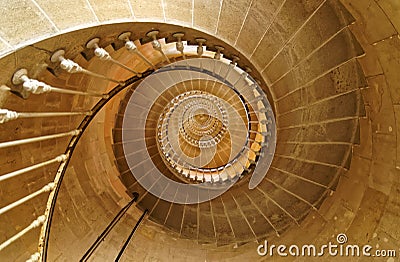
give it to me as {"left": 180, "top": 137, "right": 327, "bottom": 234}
{"left": 231, "top": 191, "right": 276, "bottom": 242}
{"left": 220, "top": 193, "right": 255, "bottom": 244}
{"left": 105, "top": 30, "right": 367, "bottom": 250}
{"left": 180, "top": 204, "right": 198, "bottom": 239}
{"left": 262, "top": 0, "right": 355, "bottom": 84}
{"left": 257, "top": 178, "right": 310, "bottom": 223}
{"left": 244, "top": 188, "right": 294, "bottom": 234}
{"left": 197, "top": 201, "right": 216, "bottom": 245}
{"left": 148, "top": 198, "right": 172, "bottom": 226}
{"left": 164, "top": 202, "right": 185, "bottom": 233}
{"left": 210, "top": 197, "right": 236, "bottom": 247}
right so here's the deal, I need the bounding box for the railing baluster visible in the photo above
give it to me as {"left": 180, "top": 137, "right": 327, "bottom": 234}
{"left": 27, "top": 252, "right": 40, "bottom": 262}
{"left": 86, "top": 38, "right": 141, "bottom": 77}
{"left": 11, "top": 69, "right": 51, "bottom": 95}
{"left": 214, "top": 45, "right": 224, "bottom": 60}
{"left": 11, "top": 69, "right": 108, "bottom": 99}
{"left": 0, "top": 215, "right": 46, "bottom": 251}
{"left": 213, "top": 45, "right": 224, "bottom": 75}
{"left": 195, "top": 38, "right": 206, "bottom": 57}
{"left": 0, "top": 154, "right": 67, "bottom": 182}
{"left": 0, "top": 130, "right": 80, "bottom": 149}
{"left": 50, "top": 50, "right": 123, "bottom": 85}
{"left": 172, "top": 33, "right": 186, "bottom": 59}
{"left": 47, "top": 86, "right": 108, "bottom": 98}
{"left": 0, "top": 108, "right": 91, "bottom": 124}
{"left": 18, "top": 111, "right": 91, "bottom": 118}
{"left": 0, "top": 85, "right": 11, "bottom": 91}
{"left": 0, "top": 109, "right": 18, "bottom": 123}
{"left": 223, "top": 55, "right": 239, "bottom": 80}
{"left": 146, "top": 30, "right": 171, "bottom": 64}
{"left": 0, "top": 183, "right": 55, "bottom": 215}
{"left": 114, "top": 209, "right": 148, "bottom": 262}
{"left": 230, "top": 55, "right": 240, "bottom": 66}
{"left": 249, "top": 130, "right": 271, "bottom": 137}
{"left": 118, "top": 32, "right": 157, "bottom": 70}
{"left": 80, "top": 194, "right": 139, "bottom": 262}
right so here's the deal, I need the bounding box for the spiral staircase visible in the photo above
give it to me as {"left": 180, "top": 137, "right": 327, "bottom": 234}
{"left": 0, "top": 0, "right": 399, "bottom": 261}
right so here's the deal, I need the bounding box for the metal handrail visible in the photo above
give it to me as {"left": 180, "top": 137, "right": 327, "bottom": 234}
{"left": 80, "top": 193, "right": 139, "bottom": 261}
{"left": 38, "top": 70, "right": 154, "bottom": 261}
{"left": 114, "top": 208, "right": 148, "bottom": 261}
{"left": 0, "top": 33, "right": 273, "bottom": 260}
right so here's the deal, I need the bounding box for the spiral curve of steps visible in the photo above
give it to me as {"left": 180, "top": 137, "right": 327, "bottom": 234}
{"left": 0, "top": 0, "right": 385, "bottom": 260}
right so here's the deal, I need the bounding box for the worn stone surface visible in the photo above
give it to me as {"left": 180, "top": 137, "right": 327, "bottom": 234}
{"left": 0, "top": 1, "right": 57, "bottom": 46}
{"left": 164, "top": 0, "right": 192, "bottom": 25}
{"left": 35, "top": 0, "right": 98, "bottom": 30}
{"left": 88, "top": 0, "right": 132, "bottom": 22}
{"left": 346, "top": 187, "right": 388, "bottom": 243}
{"left": 263, "top": 0, "right": 355, "bottom": 84}
{"left": 193, "top": 0, "right": 220, "bottom": 34}
{"left": 130, "top": 0, "right": 164, "bottom": 21}
{"left": 235, "top": 0, "right": 285, "bottom": 56}
{"left": 374, "top": 37, "right": 400, "bottom": 104}
{"left": 216, "top": 0, "right": 252, "bottom": 44}
{"left": 376, "top": 0, "right": 400, "bottom": 34}
{"left": 340, "top": 0, "right": 397, "bottom": 44}
{"left": 363, "top": 75, "right": 396, "bottom": 135}
{"left": 251, "top": 0, "right": 324, "bottom": 70}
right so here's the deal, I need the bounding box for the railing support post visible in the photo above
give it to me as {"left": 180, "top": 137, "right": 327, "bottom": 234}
{"left": 0, "top": 108, "right": 91, "bottom": 124}
{"left": 114, "top": 209, "right": 148, "bottom": 262}
{"left": 0, "top": 215, "right": 46, "bottom": 251}
{"left": 119, "top": 32, "right": 156, "bottom": 70}
{"left": 0, "top": 183, "right": 55, "bottom": 215}
{"left": 86, "top": 38, "right": 142, "bottom": 77}
{"left": 80, "top": 193, "right": 139, "bottom": 262}
{"left": 195, "top": 38, "right": 207, "bottom": 57}
{"left": 50, "top": 50, "right": 123, "bottom": 85}
{"left": 172, "top": 32, "right": 186, "bottom": 59}
{"left": 0, "top": 130, "right": 80, "bottom": 149}
{"left": 146, "top": 30, "right": 171, "bottom": 64}
{"left": 0, "top": 154, "right": 67, "bottom": 182}
{"left": 11, "top": 69, "right": 108, "bottom": 99}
